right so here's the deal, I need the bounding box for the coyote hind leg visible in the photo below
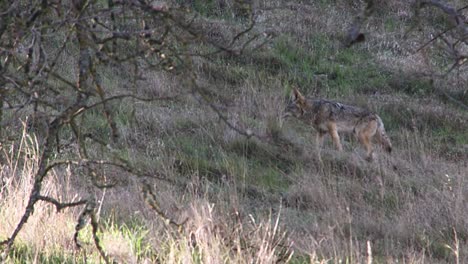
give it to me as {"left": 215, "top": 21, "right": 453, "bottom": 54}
{"left": 357, "top": 123, "right": 378, "bottom": 161}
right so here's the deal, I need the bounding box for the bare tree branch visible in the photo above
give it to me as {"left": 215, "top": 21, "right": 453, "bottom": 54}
{"left": 419, "top": 0, "right": 468, "bottom": 44}
{"left": 415, "top": 26, "right": 456, "bottom": 53}
{"left": 0, "top": 0, "right": 269, "bottom": 258}
{"left": 37, "top": 196, "right": 88, "bottom": 212}
{"left": 73, "top": 199, "right": 110, "bottom": 264}
{"left": 141, "top": 180, "right": 188, "bottom": 228}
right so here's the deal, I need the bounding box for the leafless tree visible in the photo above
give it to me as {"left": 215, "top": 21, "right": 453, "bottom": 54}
{"left": 347, "top": 0, "right": 467, "bottom": 109}
{"left": 0, "top": 0, "right": 265, "bottom": 261}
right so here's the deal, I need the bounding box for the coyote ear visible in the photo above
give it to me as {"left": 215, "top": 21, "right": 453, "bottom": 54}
{"left": 292, "top": 88, "right": 305, "bottom": 103}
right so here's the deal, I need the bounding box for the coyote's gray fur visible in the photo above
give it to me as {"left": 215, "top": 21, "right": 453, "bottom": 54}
{"left": 284, "top": 88, "right": 392, "bottom": 161}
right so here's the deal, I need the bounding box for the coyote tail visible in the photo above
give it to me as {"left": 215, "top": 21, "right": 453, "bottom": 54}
{"left": 376, "top": 116, "right": 392, "bottom": 153}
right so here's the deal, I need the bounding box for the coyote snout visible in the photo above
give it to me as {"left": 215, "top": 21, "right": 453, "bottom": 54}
{"left": 284, "top": 88, "right": 392, "bottom": 161}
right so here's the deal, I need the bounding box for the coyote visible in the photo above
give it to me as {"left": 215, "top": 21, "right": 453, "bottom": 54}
{"left": 284, "top": 88, "right": 392, "bottom": 161}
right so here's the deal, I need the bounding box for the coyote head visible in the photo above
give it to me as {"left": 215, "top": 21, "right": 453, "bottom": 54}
{"left": 284, "top": 88, "right": 307, "bottom": 118}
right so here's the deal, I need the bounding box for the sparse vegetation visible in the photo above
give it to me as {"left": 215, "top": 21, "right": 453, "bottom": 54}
{"left": 1, "top": 0, "right": 467, "bottom": 263}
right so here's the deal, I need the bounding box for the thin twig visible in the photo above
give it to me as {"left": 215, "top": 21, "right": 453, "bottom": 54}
{"left": 415, "top": 26, "right": 455, "bottom": 53}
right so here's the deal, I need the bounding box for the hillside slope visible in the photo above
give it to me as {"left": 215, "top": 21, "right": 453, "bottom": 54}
{"left": 1, "top": 0, "right": 467, "bottom": 263}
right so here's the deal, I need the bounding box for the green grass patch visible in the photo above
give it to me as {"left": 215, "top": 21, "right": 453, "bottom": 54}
{"left": 104, "top": 221, "right": 157, "bottom": 262}
{"left": 7, "top": 243, "right": 88, "bottom": 264}
{"left": 199, "top": 58, "right": 251, "bottom": 87}
{"left": 288, "top": 254, "right": 314, "bottom": 263}
{"left": 81, "top": 108, "right": 112, "bottom": 140}
{"left": 227, "top": 139, "right": 295, "bottom": 173}
{"left": 377, "top": 102, "right": 415, "bottom": 132}
{"left": 272, "top": 34, "right": 389, "bottom": 97}
{"left": 0, "top": 212, "right": 154, "bottom": 263}
{"left": 80, "top": 101, "right": 138, "bottom": 144}
{"left": 379, "top": 101, "right": 467, "bottom": 142}
{"left": 432, "top": 126, "right": 468, "bottom": 146}
{"left": 167, "top": 131, "right": 229, "bottom": 182}
{"left": 179, "top": 0, "right": 232, "bottom": 19}
{"left": 165, "top": 128, "right": 296, "bottom": 190}
{"left": 363, "top": 189, "right": 400, "bottom": 214}
{"left": 226, "top": 139, "right": 296, "bottom": 190}
{"left": 388, "top": 73, "right": 433, "bottom": 96}
{"left": 384, "top": 17, "right": 399, "bottom": 31}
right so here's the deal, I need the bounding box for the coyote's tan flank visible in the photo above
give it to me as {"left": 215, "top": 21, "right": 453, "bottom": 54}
{"left": 285, "top": 88, "right": 392, "bottom": 161}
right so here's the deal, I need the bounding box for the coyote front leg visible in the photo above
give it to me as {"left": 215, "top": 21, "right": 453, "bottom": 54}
{"left": 327, "top": 122, "right": 343, "bottom": 151}
{"left": 316, "top": 131, "right": 326, "bottom": 149}
{"left": 315, "top": 131, "right": 326, "bottom": 162}
{"left": 358, "top": 133, "right": 374, "bottom": 161}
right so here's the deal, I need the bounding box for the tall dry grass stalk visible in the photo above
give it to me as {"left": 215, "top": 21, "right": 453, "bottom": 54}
{"left": 0, "top": 124, "right": 87, "bottom": 261}
{"left": 157, "top": 199, "right": 294, "bottom": 264}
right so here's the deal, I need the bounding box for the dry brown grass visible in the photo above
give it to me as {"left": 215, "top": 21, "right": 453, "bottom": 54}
{"left": 0, "top": 126, "right": 152, "bottom": 263}
{"left": 0, "top": 125, "right": 296, "bottom": 263}
{"left": 156, "top": 199, "right": 293, "bottom": 264}
{"left": 0, "top": 127, "right": 81, "bottom": 260}
{"left": 272, "top": 118, "right": 468, "bottom": 262}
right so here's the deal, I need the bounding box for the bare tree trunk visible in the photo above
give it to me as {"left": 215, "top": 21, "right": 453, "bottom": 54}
{"left": 0, "top": 1, "right": 10, "bottom": 137}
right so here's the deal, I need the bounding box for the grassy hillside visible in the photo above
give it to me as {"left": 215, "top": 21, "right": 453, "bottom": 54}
{"left": 1, "top": 0, "right": 467, "bottom": 263}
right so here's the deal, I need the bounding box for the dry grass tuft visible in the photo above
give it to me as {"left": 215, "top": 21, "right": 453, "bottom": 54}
{"left": 154, "top": 199, "right": 294, "bottom": 264}
{"left": 0, "top": 126, "right": 144, "bottom": 263}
